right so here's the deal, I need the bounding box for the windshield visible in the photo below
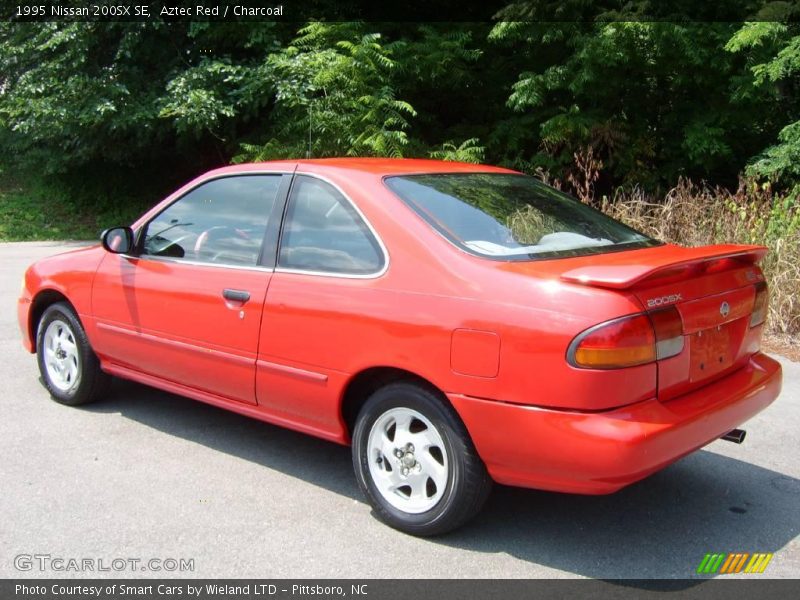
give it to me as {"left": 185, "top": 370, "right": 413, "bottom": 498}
{"left": 385, "top": 173, "right": 659, "bottom": 260}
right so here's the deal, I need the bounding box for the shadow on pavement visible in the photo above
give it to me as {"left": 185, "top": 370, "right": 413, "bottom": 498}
{"left": 88, "top": 379, "right": 800, "bottom": 583}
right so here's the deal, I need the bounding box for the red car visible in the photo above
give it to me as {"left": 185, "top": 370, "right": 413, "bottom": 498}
{"left": 18, "top": 158, "right": 782, "bottom": 535}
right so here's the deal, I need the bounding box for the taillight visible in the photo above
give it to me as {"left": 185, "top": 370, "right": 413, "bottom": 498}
{"left": 568, "top": 314, "right": 656, "bottom": 369}
{"left": 568, "top": 307, "right": 684, "bottom": 369}
{"left": 750, "top": 281, "right": 768, "bottom": 327}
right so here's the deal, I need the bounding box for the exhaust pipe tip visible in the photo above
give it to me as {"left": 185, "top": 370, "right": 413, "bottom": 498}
{"left": 721, "top": 429, "right": 747, "bottom": 444}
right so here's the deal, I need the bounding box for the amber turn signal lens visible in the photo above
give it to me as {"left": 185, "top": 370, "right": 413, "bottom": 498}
{"left": 569, "top": 314, "right": 657, "bottom": 369}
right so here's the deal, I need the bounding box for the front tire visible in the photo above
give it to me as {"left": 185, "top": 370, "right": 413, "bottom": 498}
{"left": 36, "top": 302, "right": 111, "bottom": 406}
{"left": 352, "top": 382, "right": 492, "bottom": 536}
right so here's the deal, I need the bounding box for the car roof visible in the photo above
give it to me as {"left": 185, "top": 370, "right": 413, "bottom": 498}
{"left": 206, "top": 157, "right": 518, "bottom": 177}
{"left": 296, "top": 157, "right": 517, "bottom": 175}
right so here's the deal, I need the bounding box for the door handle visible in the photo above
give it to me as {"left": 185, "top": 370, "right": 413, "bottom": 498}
{"left": 222, "top": 289, "right": 250, "bottom": 303}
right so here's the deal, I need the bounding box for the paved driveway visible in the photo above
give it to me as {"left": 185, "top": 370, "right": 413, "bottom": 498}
{"left": 1, "top": 241, "right": 798, "bottom": 580}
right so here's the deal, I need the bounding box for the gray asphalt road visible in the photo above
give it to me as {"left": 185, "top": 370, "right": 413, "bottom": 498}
{"left": 1, "top": 241, "right": 798, "bottom": 581}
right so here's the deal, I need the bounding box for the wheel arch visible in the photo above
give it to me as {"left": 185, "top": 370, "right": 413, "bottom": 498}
{"left": 29, "top": 289, "right": 76, "bottom": 352}
{"left": 340, "top": 366, "right": 452, "bottom": 439}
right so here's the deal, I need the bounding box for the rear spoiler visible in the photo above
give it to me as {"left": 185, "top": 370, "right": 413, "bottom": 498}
{"left": 560, "top": 244, "right": 767, "bottom": 290}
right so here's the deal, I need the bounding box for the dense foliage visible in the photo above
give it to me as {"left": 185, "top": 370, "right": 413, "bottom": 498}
{"left": 1, "top": 12, "right": 799, "bottom": 201}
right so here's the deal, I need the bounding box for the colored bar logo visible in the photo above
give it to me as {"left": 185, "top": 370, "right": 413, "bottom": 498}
{"left": 697, "top": 552, "right": 773, "bottom": 574}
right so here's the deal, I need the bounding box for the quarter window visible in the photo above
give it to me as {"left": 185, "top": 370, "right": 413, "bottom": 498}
{"left": 141, "top": 175, "right": 282, "bottom": 267}
{"left": 278, "top": 176, "right": 384, "bottom": 275}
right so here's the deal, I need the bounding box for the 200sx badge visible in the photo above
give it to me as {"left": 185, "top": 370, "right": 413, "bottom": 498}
{"left": 646, "top": 293, "right": 683, "bottom": 308}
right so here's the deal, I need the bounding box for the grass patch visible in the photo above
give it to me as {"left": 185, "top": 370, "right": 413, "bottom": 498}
{"left": 0, "top": 177, "right": 148, "bottom": 241}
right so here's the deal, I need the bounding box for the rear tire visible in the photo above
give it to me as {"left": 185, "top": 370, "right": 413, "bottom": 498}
{"left": 36, "top": 302, "right": 111, "bottom": 406}
{"left": 352, "top": 382, "right": 492, "bottom": 536}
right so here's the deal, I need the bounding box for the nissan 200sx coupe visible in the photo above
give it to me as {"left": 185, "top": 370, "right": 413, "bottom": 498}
{"left": 19, "top": 159, "right": 782, "bottom": 535}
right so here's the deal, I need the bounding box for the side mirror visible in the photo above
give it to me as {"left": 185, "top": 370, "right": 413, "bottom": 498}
{"left": 101, "top": 226, "right": 135, "bottom": 255}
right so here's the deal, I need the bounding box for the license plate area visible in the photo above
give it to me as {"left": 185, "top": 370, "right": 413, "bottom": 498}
{"left": 689, "top": 323, "right": 737, "bottom": 382}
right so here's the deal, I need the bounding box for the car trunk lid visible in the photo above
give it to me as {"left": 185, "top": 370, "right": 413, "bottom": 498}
{"left": 560, "top": 244, "right": 767, "bottom": 399}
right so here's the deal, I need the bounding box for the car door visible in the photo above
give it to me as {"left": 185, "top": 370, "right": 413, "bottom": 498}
{"left": 256, "top": 174, "right": 388, "bottom": 432}
{"left": 92, "top": 173, "right": 291, "bottom": 405}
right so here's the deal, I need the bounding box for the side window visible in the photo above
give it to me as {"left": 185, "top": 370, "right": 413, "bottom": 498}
{"left": 278, "top": 176, "right": 385, "bottom": 275}
{"left": 141, "top": 175, "right": 282, "bottom": 267}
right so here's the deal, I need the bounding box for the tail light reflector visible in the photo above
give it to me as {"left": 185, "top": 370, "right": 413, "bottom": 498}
{"left": 649, "top": 306, "right": 684, "bottom": 359}
{"left": 568, "top": 307, "right": 684, "bottom": 369}
{"left": 750, "top": 281, "right": 768, "bottom": 327}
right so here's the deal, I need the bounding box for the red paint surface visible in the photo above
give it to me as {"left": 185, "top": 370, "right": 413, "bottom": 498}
{"left": 450, "top": 329, "right": 501, "bottom": 378}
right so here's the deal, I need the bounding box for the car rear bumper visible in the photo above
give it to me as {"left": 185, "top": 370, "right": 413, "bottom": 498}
{"left": 448, "top": 352, "right": 782, "bottom": 494}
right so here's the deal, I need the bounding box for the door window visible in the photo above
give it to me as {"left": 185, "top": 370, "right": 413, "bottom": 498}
{"left": 278, "top": 176, "right": 385, "bottom": 275}
{"left": 141, "top": 175, "right": 282, "bottom": 267}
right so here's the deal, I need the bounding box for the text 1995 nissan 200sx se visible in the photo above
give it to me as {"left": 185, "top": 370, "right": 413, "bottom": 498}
{"left": 18, "top": 158, "right": 782, "bottom": 535}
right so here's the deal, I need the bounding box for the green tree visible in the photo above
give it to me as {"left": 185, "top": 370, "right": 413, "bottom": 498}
{"left": 2, "top": 13, "right": 800, "bottom": 203}
{"left": 235, "top": 22, "right": 416, "bottom": 161}
{"left": 0, "top": 22, "right": 291, "bottom": 185}
{"left": 489, "top": 20, "right": 769, "bottom": 189}
{"left": 727, "top": 21, "right": 800, "bottom": 192}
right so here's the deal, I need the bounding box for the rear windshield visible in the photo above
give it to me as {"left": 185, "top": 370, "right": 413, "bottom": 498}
{"left": 385, "top": 173, "right": 660, "bottom": 260}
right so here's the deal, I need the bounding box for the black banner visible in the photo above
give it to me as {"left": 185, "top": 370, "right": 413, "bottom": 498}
{"left": 2, "top": 0, "right": 799, "bottom": 23}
